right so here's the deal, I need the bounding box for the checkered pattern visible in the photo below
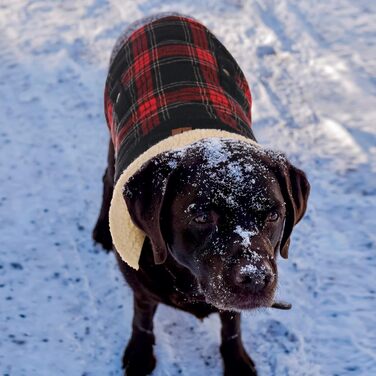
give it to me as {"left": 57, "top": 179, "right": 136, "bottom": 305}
{"left": 105, "top": 15, "right": 255, "bottom": 180}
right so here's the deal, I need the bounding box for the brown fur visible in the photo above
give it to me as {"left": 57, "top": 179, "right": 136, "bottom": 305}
{"left": 93, "top": 138, "right": 309, "bottom": 375}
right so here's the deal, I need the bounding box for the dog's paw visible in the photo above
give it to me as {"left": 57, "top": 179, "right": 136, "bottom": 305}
{"left": 122, "top": 333, "right": 156, "bottom": 376}
{"left": 221, "top": 342, "right": 257, "bottom": 376}
{"left": 223, "top": 357, "right": 257, "bottom": 376}
{"left": 92, "top": 219, "right": 113, "bottom": 251}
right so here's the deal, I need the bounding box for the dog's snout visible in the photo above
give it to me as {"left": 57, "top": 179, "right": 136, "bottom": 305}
{"left": 234, "top": 261, "right": 274, "bottom": 293}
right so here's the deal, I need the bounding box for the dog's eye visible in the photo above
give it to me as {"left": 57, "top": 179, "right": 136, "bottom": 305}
{"left": 193, "top": 214, "right": 210, "bottom": 224}
{"left": 267, "top": 211, "right": 279, "bottom": 222}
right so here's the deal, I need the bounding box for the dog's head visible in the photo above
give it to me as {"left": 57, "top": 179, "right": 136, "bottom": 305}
{"left": 123, "top": 138, "right": 310, "bottom": 311}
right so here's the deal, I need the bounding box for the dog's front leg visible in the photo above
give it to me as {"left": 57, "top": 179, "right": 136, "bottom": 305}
{"left": 93, "top": 140, "right": 115, "bottom": 251}
{"left": 219, "top": 311, "right": 257, "bottom": 376}
{"left": 123, "top": 294, "right": 158, "bottom": 376}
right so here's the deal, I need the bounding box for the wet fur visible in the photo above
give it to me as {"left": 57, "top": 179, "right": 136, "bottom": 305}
{"left": 93, "top": 138, "right": 309, "bottom": 375}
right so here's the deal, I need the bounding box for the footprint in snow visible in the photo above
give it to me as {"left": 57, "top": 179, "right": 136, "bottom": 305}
{"left": 264, "top": 319, "right": 300, "bottom": 355}
{"left": 257, "top": 45, "right": 277, "bottom": 58}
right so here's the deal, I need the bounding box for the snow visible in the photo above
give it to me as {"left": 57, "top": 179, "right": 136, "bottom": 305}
{"left": 202, "top": 138, "right": 229, "bottom": 167}
{"left": 234, "top": 225, "right": 259, "bottom": 247}
{"left": 239, "top": 264, "right": 267, "bottom": 283}
{"left": 0, "top": 1, "right": 375, "bottom": 375}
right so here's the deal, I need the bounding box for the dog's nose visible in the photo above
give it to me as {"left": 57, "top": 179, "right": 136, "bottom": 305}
{"left": 234, "top": 262, "right": 274, "bottom": 293}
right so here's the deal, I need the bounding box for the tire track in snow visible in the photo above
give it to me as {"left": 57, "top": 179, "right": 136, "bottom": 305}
{"left": 250, "top": 1, "right": 376, "bottom": 375}
{"left": 0, "top": 4, "right": 126, "bottom": 374}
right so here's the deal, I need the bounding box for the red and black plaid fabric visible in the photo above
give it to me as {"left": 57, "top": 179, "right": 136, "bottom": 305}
{"left": 105, "top": 15, "right": 255, "bottom": 180}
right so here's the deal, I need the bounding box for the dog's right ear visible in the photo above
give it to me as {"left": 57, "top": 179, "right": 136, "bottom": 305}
{"left": 122, "top": 154, "right": 177, "bottom": 265}
{"left": 275, "top": 160, "right": 310, "bottom": 259}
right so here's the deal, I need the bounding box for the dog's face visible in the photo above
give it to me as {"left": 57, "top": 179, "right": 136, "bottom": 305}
{"left": 124, "top": 138, "right": 310, "bottom": 311}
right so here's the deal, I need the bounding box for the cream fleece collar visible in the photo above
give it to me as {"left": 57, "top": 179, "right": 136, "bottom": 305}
{"left": 109, "top": 129, "right": 259, "bottom": 270}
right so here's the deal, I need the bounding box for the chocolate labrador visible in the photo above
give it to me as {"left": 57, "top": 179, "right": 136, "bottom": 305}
{"left": 93, "top": 13, "right": 310, "bottom": 376}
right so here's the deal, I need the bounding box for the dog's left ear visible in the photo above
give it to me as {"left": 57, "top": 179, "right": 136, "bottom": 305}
{"left": 122, "top": 154, "right": 177, "bottom": 265}
{"left": 276, "top": 160, "right": 310, "bottom": 259}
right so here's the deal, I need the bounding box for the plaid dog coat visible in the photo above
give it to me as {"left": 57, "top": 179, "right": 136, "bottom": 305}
{"left": 105, "top": 14, "right": 255, "bottom": 181}
{"left": 107, "top": 14, "right": 258, "bottom": 269}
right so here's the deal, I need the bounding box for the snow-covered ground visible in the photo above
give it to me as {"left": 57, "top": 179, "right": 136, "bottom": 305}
{"left": 0, "top": 0, "right": 375, "bottom": 375}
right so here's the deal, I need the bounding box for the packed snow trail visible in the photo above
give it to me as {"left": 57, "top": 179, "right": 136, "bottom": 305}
{"left": 0, "top": 1, "right": 375, "bottom": 375}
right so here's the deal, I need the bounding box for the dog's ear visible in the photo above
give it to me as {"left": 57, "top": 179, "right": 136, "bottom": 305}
{"left": 122, "top": 154, "right": 177, "bottom": 265}
{"left": 276, "top": 160, "right": 310, "bottom": 259}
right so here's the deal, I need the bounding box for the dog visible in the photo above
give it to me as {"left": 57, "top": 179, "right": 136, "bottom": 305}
{"left": 93, "top": 13, "right": 310, "bottom": 376}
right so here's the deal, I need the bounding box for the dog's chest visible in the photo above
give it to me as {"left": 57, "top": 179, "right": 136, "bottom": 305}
{"left": 134, "top": 253, "right": 217, "bottom": 318}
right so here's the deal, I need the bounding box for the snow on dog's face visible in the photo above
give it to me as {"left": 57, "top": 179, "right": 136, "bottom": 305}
{"left": 123, "top": 138, "right": 310, "bottom": 311}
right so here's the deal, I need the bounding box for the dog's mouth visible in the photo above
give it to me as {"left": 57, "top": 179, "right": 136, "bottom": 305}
{"left": 198, "top": 281, "right": 279, "bottom": 311}
{"left": 204, "top": 292, "right": 273, "bottom": 311}
{"left": 204, "top": 293, "right": 291, "bottom": 311}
